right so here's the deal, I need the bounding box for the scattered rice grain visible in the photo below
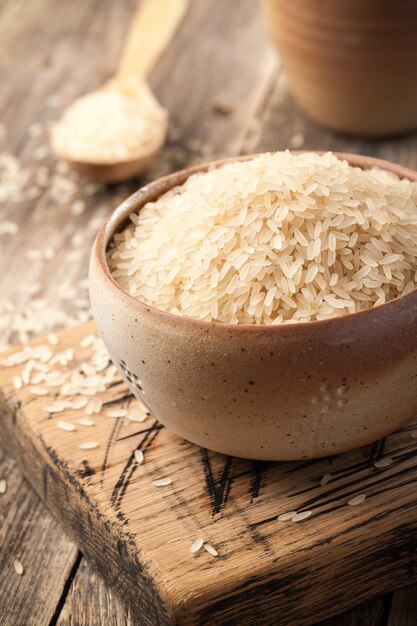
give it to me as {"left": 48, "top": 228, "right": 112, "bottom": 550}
{"left": 29, "top": 386, "right": 48, "bottom": 396}
{"left": 12, "top": 376, "right": 22, "bottom": 390}
{"left": 44, "top": 401, "right": 67, "bottom": 414}
{"left": 290, "top": 131, "right": 305, "bottom": 149}
{"left": 0, "top": 221, "right": 19, "bottom": 235}
{"left": 47, "top": 333, "right": 59, "bottom": 346}
{"left": 320, "top": 473, "right": 332, "bottom": 486}
{"left": 80, "top": 335, "right": 96, "bottom": 348}
{"left": 71, "top": 200, "right": 86, "bottom": 216}
{"left": 348, "top": 494, "right": 367, "bottom": 506}
{"left": 79, "top": 441, "right": 99, "bottom": 450}
{"left": 292, "top": 511, "right": 312, "bottom": 522}
{"left": 204, "top": 543, "right": 218, "bottom": 556}
{"left": 152, "top": 477, "right": 172, "bottom": 487}
{"left": 76, "top": 417, "right": 95, "bottom": 427}
{"left": 374, "top": 458, "right": 393, "bottom": 468}
{"left": 191, "top": 538, "right": 204, "bottom": 553}
{"left": 134, "top": 449, "right": 144, "bottom": 464}
{"left": 277, "top": 511, "right": 297, "bottom": 521}
{"left": 57, "top": 420, "right": 76, "bottom": 432}
{"left": 67, "top": 398, "right": 88, "bottom": 410}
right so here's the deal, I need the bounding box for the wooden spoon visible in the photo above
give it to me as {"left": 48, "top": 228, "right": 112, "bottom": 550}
{"left": 51, "top": 0, "right": 188, "bottom": 182}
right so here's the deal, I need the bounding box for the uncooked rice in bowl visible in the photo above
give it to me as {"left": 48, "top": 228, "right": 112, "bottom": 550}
{"left": 108, "top": 151, "right": 417, "bottom": 325}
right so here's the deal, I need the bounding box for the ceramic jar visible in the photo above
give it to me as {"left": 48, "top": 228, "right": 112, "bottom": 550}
{"left": 263, "top": 0, "right": 417, "bottom": 136}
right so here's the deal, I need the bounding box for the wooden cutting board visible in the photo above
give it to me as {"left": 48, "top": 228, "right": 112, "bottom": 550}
{"left": 1, "top": 322, "right": 417, "bottom": 626}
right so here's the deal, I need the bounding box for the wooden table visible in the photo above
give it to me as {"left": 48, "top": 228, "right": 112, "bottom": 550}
{"left": 1, "top": 0, "right": 417, "bottom": 624}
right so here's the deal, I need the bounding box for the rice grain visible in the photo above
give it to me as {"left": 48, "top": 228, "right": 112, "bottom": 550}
{"left": 134, "top": 449, "right": 144, "bottom": 464}
{"left": 152, "top": 477, "right": 172, "bottom": 487}
{"left": 277, "top": 511, "right": 297, "bottom": 521}
{"left": 57, "top": 420, "right": 76, "bottom": 432}
{"left": 320, "top": 473, "right": 332, "bottom": 486}
{"left": 204, "top": 544, "right": 218, "bottom": 556}
{"left": 348, "top": 494, "right": 367, "bottom": 506}
{"left": 76, "top": 417, "right": 95, "bottom": 427}
{"left": 191, "top": 538, "right": 204, "bottom": 553}
{"left": 374, "top": 458, "right": 393, "bottom": 468}
{"left": 109, "top": 152, "right": 417, "bottom": 325}
{"left": 79, "top": 441, "right": 99, "bottom": 450}
{"left": 292, "top": 511, "right": 312, "bottom": 522}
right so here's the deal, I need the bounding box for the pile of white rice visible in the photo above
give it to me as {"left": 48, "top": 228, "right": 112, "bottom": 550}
{"left": 52, "top": 80, "right": 167, "bottom": 163}
{"left": 108, "top": 151, "right": 417, "bottom": 324}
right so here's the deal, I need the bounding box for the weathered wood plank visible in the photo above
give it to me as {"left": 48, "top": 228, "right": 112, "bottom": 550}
{"left": 388, "top": 584, "right": 417, "bottom": 626}
{"left": 57, "top": 557, "right": 390, "bottom": 626}
{"left": 316, "top": 596, "right": 387, "bottom": 626}
{"left": 57, "top": 567, "right": 390, "bottom": 626}
{"left": 56, "top": 558, "right": 139, "bottom": 626}
{"left": 57, "top": 569, "right": 389, "bottom": 626}
{"left": 0, "top": 447, "right": 79, "bottom": 626}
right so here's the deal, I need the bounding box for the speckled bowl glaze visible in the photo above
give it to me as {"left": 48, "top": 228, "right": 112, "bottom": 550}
{"left": 89, "top": 153, "right": 417, "bottom": 461}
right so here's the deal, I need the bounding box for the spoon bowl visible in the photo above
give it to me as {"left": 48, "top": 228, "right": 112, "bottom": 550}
{"left": 62, "top": 146, "right": 162, "bottom": 183}
{"left": 52, "top": 79, "right": 168, "bottom": 182}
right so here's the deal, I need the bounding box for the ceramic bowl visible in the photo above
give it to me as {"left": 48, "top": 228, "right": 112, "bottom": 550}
{"left": 89, "top": 153, "right": 417, "bottom": 461}
{"left": 262, "top": 0, "right": 417, "bottom": 137}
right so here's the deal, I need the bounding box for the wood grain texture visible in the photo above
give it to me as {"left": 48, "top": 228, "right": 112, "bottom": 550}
{"left": 1, "top": 323, "right": 417, "bottom": 625}
{"left": 387, "top": 583, "right": 417, "bottom": 626}
{"left": 0, "top": 447, "right": 79, "bottom": 626}
{"left": 56, "top": 558, "right": 139, "bottom": 626}
{"left": 317, "top": 596, "right": 388, "bottom": 626}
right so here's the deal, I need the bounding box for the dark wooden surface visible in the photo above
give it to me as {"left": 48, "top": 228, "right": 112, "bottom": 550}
{"left": 1, "top": 0, "right": 417, "bottom": 624}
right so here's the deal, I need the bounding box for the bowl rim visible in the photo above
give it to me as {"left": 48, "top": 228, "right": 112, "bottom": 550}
{"left": 92, "top": 150, "right": 417, "bottom": 332}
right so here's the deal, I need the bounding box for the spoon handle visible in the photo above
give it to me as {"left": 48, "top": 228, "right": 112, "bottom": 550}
{"left": 117, "top": 0, "right": 189, "bottom": 80}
